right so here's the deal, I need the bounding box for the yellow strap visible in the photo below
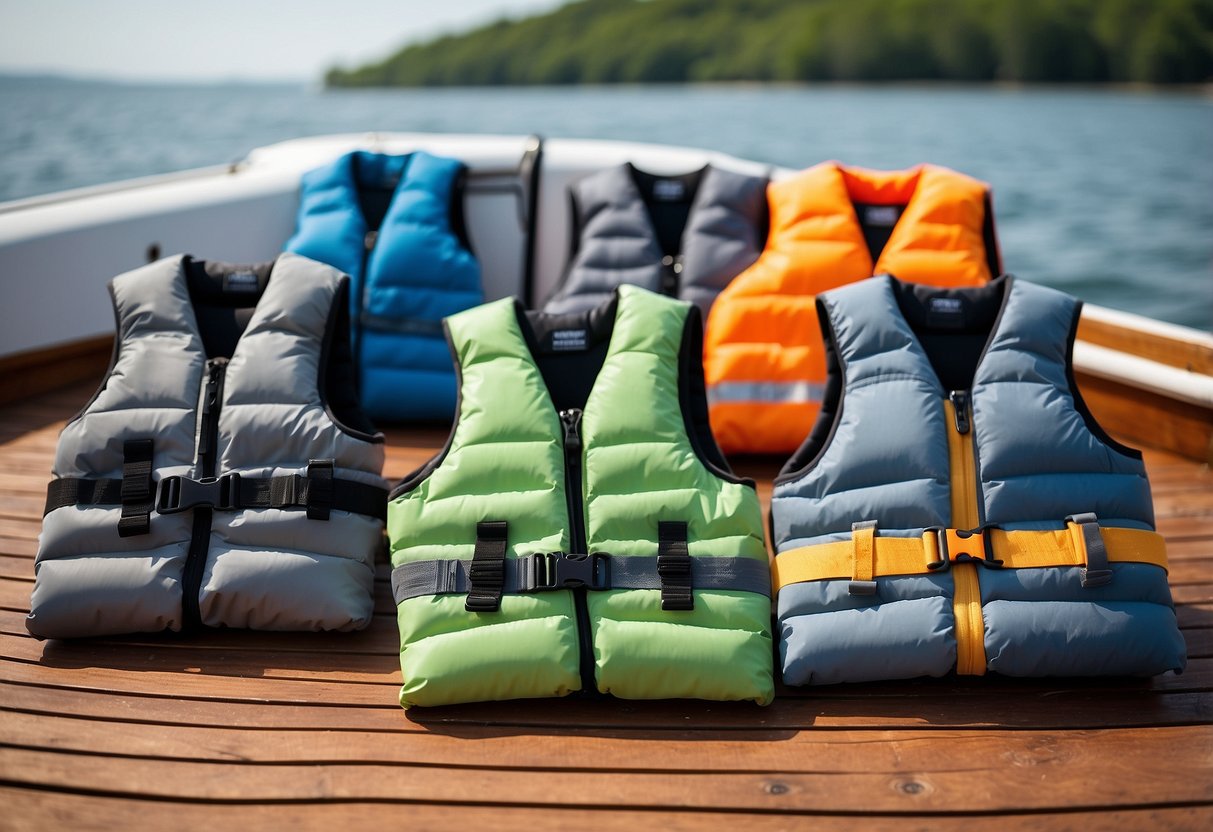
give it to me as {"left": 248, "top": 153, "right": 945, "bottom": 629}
{"left": 771, "top": 526, "right": 1168, "bottom": 592}
{"left": 852, "top": 522, "right": 875, "bottom": 584}
{"left": 952, "top": 563, "right": 987, "bottom": 676}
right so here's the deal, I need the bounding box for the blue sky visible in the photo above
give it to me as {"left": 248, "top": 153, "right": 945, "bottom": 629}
{"left": 0, "top": 0, "right": 563, "bottom": 82}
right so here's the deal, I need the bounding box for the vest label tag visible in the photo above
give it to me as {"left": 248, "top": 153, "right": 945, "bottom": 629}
{"left": 927, "top": 296, "right": 966, "bottom": 328}
{"left": 550, "top": 329, "right": 589, "bottom": 352}
{"left": 223, "top": 272, "right": 260, "bottom": 293}
{"left": 652, "top": 179, "right": 687, "bottom": 201}
{"left": 863, "top": 205, "right": 903, "bottom": 227}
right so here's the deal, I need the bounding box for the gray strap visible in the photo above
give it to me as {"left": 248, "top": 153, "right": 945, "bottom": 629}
{"left": 1067, "top": 512, "right": 1112, "bottom": 588}
{"left": 392, "top": 554, "right": 770, "bottom": 604}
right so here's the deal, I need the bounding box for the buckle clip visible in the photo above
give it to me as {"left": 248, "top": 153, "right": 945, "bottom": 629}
{"left": 529, "top": 552, "right": 610, "bottom": 591}
{"left": 926, "top": 524, "right": 1003, "bottom": 571}
{"left": 156, "top": 473, "right": 240, "bottom": 514}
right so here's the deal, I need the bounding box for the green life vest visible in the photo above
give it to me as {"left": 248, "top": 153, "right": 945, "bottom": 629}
{"left": 389, "top": 285, "right": 773, "bottom": 708}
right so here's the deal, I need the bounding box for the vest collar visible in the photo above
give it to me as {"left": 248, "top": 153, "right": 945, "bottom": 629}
{"left": 781, "top": 162, "right": 988, "bottom": 280}
{"left": 834, "top": 274, "right": 1016, "bottom": 396}
{"left": 613, "top": 162, "right": 724, "bottom": 280}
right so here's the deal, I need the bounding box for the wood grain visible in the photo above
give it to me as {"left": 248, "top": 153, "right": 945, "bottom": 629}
{"left": 2, "top": 379, "right": 1212, "bottom": 827}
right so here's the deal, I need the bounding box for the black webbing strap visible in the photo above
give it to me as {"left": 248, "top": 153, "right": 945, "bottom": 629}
{"left": 1067, "top": 512, "right": 1113, "bottom": 588}
{"left": 657, "top": 520, "right": 693, "bottom": 611}
{"left": 46, "top": 470, "right": 387, "bottom": 522}
{"left": 117, "top": 439, "right": 154, "bottom": 538}
{"left": 392, "top": 554, "right": 771, "bottom": 604}
{"left": 44, "top": 477, "right": 122, "bottom": 516}
{"left": 465, "top": 520, "right": 508, "bottom": 612}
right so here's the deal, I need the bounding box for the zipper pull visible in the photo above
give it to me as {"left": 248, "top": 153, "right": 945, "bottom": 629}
{"left": 559, "top": 408, "right": 583, "bottom": 455}
{"left": 364, "top": 229, "right": 378, "bottom": 251}
{"left": 949, "top": 390, "right": 971, "bottom": 435}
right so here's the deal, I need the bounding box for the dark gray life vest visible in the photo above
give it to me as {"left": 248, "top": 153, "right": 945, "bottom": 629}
{"left": 770, "top": 274, "right": 1186, "bottom": 684}
{"left": 29, "top": 253, "right": 388, "bottom": 638}
{"left": 544, "top": 163, "right": 767, "bottom": 317}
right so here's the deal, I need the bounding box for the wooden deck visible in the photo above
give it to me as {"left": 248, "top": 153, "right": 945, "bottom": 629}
{"left": 1, "top": 381, "right": 1211, "bottom": 830}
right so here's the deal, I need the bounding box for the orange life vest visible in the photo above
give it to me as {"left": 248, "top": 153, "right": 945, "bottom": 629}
{"left": 704, "top": 162, "right": 1001, "bottom": 454}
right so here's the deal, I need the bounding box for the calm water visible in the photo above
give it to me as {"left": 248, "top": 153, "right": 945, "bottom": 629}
{"left": 1, "top": 79, "right": 1210, "bottom": 328}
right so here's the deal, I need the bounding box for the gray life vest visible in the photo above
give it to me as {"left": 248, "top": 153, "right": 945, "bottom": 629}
{"left": 771, "top": 274, "right": 1186, "bottom": 685}
{"left": 544, "top": 163, "right": 767, "bottom": 317}
{"left": 28, "top": 253, "right": 388, "bottom": 639}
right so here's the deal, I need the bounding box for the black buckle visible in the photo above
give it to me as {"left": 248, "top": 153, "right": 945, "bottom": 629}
{"left": 156, "top": 473, "right": 240, "bottom": 514}
{"left": 529, "top": 552, "right": 610, "bottom": 591}
{"left": 926, "top": 524, "right": 1003, "bottom": 571}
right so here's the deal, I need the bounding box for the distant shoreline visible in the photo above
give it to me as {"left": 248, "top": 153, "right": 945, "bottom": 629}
{"left": 3, "top": 73, "right": 1209, "bottom": 98}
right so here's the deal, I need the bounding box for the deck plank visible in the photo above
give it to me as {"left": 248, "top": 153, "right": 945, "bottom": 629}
{"left": 5, "top": 788, "right": 1210, "bottom": 832}
{"left": 2, "top": 380, "right": 1211, "bottom": 824}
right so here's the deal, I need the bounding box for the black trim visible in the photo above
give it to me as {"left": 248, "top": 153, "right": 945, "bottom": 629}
{"left": 520, "top": 135, "right": 544, "bottom": 308}
{"left": 319, "top": 276, "right": 383, "bottom": 443}
{"left": 775, "top": 295, "right": 848, "bottom": 485}
{"left": 1065, "top": 302, "right": 1144, "bottom": 460}
{"left": 390, "top": 319, "right": 463, "bottom": 499}
{"left": 678, "top": 305, "right": 753, "bottom": 488}
{"left": 982, "top": 190, "right": 1003, "bottom": 277}
{"left": 449, "top": 166, "right": 474, "bottom": 254}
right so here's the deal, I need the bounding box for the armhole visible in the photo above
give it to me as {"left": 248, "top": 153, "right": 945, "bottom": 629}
{"left": 390, "top": 319, "right": 463, "bottom": 499}
{"left": 1065, "top": 303, "right": 1143, "bottom": 460}
{"left": 982, "top": 190, "right": 1003, "bottom": 277}
{"left": 319, "top": 276, "right": 384, "bottom": 444}
{"left": 65, "top": 282, "right": 123, "bottom": 427}
{"left": 677, "top": 306, "right": 753, "bottom": 488}
{"left": 448, "top": 165, "right": 475, "bottom": 255}
{"left": 775, "top": 296, "right": 847, "bottom": 484}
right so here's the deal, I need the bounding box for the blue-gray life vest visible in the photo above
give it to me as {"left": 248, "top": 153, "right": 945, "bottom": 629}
{"left": 285, "top": 150, "right": 482, "bottom": 422}
{"left": 544, "top": 163, "right": 767, "bottom": 317}
{"left": 28, "top": 253, "right": 388, "bottom": 638}
{"left": 770, "top": 274, "right": 1186, "bottom": 684}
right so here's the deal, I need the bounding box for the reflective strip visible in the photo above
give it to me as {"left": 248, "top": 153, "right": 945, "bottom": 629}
{"left": 707, "top": 380, "right": 825, "bottom": 406}
{"left": 393, "top": 555, "right": 771, "bottom": 604}
{"left": 771, "top": 527, "right": 1169, "bottom": 592}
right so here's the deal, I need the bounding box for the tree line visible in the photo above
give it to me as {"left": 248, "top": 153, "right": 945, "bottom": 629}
{"left": 326, "top": 0, "right": 1213, "bottom": 87}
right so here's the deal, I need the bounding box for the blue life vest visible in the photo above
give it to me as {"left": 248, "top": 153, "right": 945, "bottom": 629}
{"left": 285, "top": 150, "right": 482, "bottom": 421}
{"left": 770, "top": 275, "right": 1186, "bottom": 684}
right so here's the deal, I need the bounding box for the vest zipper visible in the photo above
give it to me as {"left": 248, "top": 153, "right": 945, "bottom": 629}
{"left": 659, "top": 254, "right": 683, "bottom": 296}
{"left": 354, "top": 230, "right": 378, "bottom": 357}
{"left": 559, "top": 407, "right": 596, "bottom": 695}
{"left": 944, "top": 388, "right": 987, "bottom": 676}
{"left": 182, "top": 357, "right": 228, "bottom": 630}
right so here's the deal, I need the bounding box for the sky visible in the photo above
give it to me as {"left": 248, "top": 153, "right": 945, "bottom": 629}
{"left": 0, "top": 0, "right": 564, "bottom": 82}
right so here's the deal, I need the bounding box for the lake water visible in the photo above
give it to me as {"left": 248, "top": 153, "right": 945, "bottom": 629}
{"left": 1, "top": 79, "right": 1210, "bottom": 329}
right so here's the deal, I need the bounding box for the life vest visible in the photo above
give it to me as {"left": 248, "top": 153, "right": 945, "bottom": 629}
{"left": 285, "top": 150, "right": 482, "bottom": 422}
{"left": 28, "top": 253, "right": 389, "bottom": 639}
{"left": 770, "top": 275, "right": 1186, "bottom": 684}
{"left": 705, "top": 162, "right": 1001, "bottom": 454}
{"left": 544, "top": 163, "right": 767, "bottom": 317}
{"left": 389, "top": 285, "right": 773, "bottom": 708}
